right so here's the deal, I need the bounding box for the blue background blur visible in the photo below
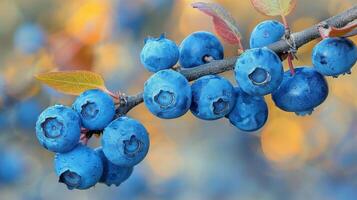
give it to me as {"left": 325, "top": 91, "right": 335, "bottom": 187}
{"left": 0, "top": 0, "right": 356, "bottom": 199}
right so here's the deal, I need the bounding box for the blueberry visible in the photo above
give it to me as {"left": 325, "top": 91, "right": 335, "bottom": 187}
{"left": 113, "top": 0, "right": 147, "bottom": 36}
{"left": 36, "top": 105, "right": 81, "bottom": 153}
{"left": 54, "top": 144, "right": 103, "bottom": 190}
{"left": 0, "top": 148, "right": 26, "bottom": 185}
{"left": 15, "top": 97, "right": 44, "bottom": 131}
{"left": 226, "top": 87, "right": 268, "bottom": 132}
{"left": 72, "top": 89, "right": 115, "bottom": 130}
{"left": 312, "top": 37, "right": 357, "bottom": 77}
{"left": 272, "top": 67, "right": 329, "bottom": 116}
{"left": 143, "top": 69, "right": 191, "bottom": 119}
{"left": 95, "top": 147, "right": 133, "bottom": 186}
{"left": 140, "top": 34, "right": 179, "bottom": 72}
{"left": 190, "top": 75, "right": 236, "bottom": 120}
{"left": 14, "top": 22, "right": 45, "bottom": 54}
{"left": 102, "top": 116, "right": 150, "bottom": 167}
{"left": 250, "top": 20, "right": 285, "bottom": 48}
{"left": 235, "top": 47, "right": 284, "bottom": 96}
{"left": 179, "top": 31, "right": 224, "bottom": 68}
{"left": 0, "top": 112, "right": 8, "bottom": 130}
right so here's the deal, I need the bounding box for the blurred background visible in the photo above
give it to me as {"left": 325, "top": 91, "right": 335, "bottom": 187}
{"left": 0, "top": 0, "right": 356, "bottom": 199}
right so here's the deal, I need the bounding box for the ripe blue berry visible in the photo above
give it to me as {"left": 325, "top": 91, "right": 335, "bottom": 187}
{"left": 272, "top": 67, "right": 329, "bottom": 116}
{"left": 190, "top": 75, "right": 236, "bottom": 120}
{"left": 102, "top": 117, "right": 150, "bottom": 167}
{"left": 140, "top": 34, "right": 179, "bottom": 72}
{"left": 179, "top": 31, "right": 224, "bottom": 68}
{"left": 250, "top": 20, "right": 285, "bottom": 48}
{"left": 95, "top": 147, "right": 133, "bottom": 186}
{"left": 14, "top": 22, "right": 45, "bottom": 54}
{"left": 54, "top": 144, "right": 103, "bottom": 190}
{"left": 36, "top": 105, "right": 81, "bottom": 153}
{"left": 235, "top": 47, "right": 284, "bottom": 96}
{"left": 0, "top": 148, "right": 26, "bottom": 184}
{"left": 226, "top": 87, "right": 268, "bottom": 132}
{"left": 0, "top": 111, "right": 10, "bottom": 130}
{"left": 143, "top": 69, "right": 191, "bottom": 119}
{"left": 312, "top": 37, "right": 357, "bottom": 77}
{"left": 72, "top": 89, "right": 115, "bottom": 130}
{"left": 15, "top": 97, "right": 43, "bottom": 130}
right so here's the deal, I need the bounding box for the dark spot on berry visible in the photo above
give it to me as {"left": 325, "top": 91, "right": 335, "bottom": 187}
{"left": 154, "top": 90, "right": 175, "bottom": 108}
{"left": 81, "top": 102, "right": 99, "bottom": 120}
{"left": 123, "top": 135, "right": 143, "bottom": 157}
{"left": 41, "top": 117, "right": 63, "bottom": 138}
{"left": 213, "top": 98, "right": 229, "bottom": 115}
{"left": 59, "top": 170, "right": 81, "bottom": 190}
{"left": 248, "top": 67, "right": 270, "bottom": 85}
{"left": 318, "top": 54, "right": 327, "bottom": 65}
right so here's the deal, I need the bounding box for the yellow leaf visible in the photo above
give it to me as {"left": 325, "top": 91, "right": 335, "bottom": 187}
{"left": 250, "top": 0, "right": 296, "bottom": 17}
{"left": 35, "top": 70, "right": 108, "bottom": 95}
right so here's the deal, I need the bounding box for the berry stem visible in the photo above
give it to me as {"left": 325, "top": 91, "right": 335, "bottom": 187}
{"left": 102, "top": 88, "right": 121, "bottom": 104}
{"left": 204, "top": 56, "right": 214, "bottom": 63}
{"left": 287, "top": 54, "right": 295, "bottom": 75}
{"left": 281, "top": 15, "right": 296, "bottom": 75}
{"left": 237, "top": 38, "right": 245, "bottom": 55}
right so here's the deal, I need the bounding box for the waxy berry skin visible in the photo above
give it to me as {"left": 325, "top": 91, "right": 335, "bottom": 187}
{"left": 54, "top": 144, "right": 103, "bottom": 190}
{"left": 36, "top": 105, "right": 81, "bottom": 153}
{"left": 143, "top": 69, "right": 192, "bottom": 119}
{"left": 95, "top": 147, "right": 134, "bottom": 187}
{"left": 312, "top": 37, "right": 357, "bottom": 77}
{"left": 272, "top": 67, "right": 329, "bottom": 116}
{"left": 250, "top": 20, "right": 285, "bottom": 48}
{"left": 102, "top": 117, "right": 150, "bottom": 167}
{"left": 140, "top": 34, "right": 179, "bottom": 72}
{"left": 190, "top": 75, "right": 236, "bottom": 120}
{"left": 179, "top": 31, "right": 224, "bottom": 68}
{"left": 235, "top": 47, "right": 284, "bottom": 96}
{"left": 226, "top": 87, "right": 268, "bottom": 132}
{"left": 72, "top": 89, "right": 115, "bottom": 131}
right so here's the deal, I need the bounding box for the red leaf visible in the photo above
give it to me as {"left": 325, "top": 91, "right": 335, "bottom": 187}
{"left": 192, "top": 2, "right": 243, "bottom": 48}
{"left": 319, "top": 20, "right": 357, "bottom": 38}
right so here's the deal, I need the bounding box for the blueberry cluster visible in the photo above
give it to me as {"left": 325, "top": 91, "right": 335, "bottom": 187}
{"left": 141, "top": 27, "right": 356, "bottom": 131}
{"left": 141, "top": 32, "right": 268, "bottom": 131}
{"left": 35, "top": 89, "right": 150, "bottom": 190}
{"left": 247, "top": 20, "right": 356, "bottom": 115}
{"left": 36, "top": 24, "right": 356, "bottom": 190}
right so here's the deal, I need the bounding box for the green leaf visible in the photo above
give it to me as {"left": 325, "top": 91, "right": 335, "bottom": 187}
{"left": 250, "top": 0, "right": 297, "bottom": 16}
{"left": 35, "top": 70, "right": 109, "bottom": 95}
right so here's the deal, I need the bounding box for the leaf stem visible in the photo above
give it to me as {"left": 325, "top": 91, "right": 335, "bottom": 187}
{"left": 237, "top": 38, "right": 245, "bottom": 54}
